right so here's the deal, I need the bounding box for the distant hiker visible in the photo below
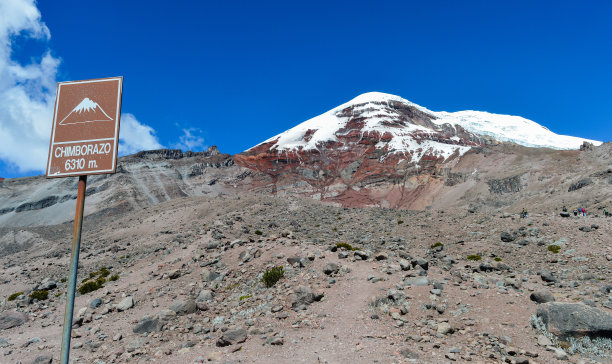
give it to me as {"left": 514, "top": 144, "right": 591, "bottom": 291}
{"left": 562, "top": 206, "right": 567, "bottom": 212}
{"left": 582, "top": 208, "right": 587, "bottom": 217}
{"left": 521, "top": 208, "right": 528, "bottom": 218}
{"left": 573, "top": 208, "right": 578, "bottom": 216}
{"left": 604, "top": 207, "right": 611, "bottom": 217}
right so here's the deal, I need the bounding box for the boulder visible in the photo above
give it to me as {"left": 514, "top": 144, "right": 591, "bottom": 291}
{"left": 539, "top": 270, "right": 556, "bottom": 283}
{"left": 169, "top": 299, "right": 197, "bottom": 316}
{"left": 216, "top": 327, "right": 247, "bottom": 347}
{"left": 0, "top": 310, "right": 28, "bottom": 331}
{"left": 322, "top": 262, "right": 339, "bottom": 275}
{"left": 133, "top": 316, "right": 162, "bottom": 334}
{"left": 287, "top": 256, "right": 306, "bottom": 267}
{"left": 196, "top": 289, "right": 213, "bottom": 302}
{"left": 32, "top": 355, "right": 53, "bottom": 364}
{"left": 292, "top": 285, "right": 315, "bottom": 311}
{"left": 201, "top": 268, "right": 220, "bottom": 282}
{"left": 411, "top": 258, "right": 429, "bottom": 271}
{"left": 536, "top": 302, "right": 612, "bottom": 338}
{"left": 500, "top": 231, "right": 516, "bottom": 242}
{"left": 354, "top": 250, "right": 370, "bottom": 260}
{"left": 530, "top": 290, "right": 555, "bottom": 304}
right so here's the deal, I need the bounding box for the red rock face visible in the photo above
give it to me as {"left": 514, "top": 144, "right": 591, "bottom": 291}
{"left": 235, "top": 98, "right": 483, "bottom": 208}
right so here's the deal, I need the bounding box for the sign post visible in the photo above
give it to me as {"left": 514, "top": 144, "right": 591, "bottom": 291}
{"left": 46, "top": 77, "right": 123, "bottom": 364}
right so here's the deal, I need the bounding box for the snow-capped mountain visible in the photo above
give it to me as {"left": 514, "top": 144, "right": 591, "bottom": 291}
{"left": 60, "top": 97, "right": 113, "bottom": 125}
{"left": 252, "top": 92, "right": 600, "bottom": 157}
{"left": 235, "top": 92, "right": 605, "bottom": 208}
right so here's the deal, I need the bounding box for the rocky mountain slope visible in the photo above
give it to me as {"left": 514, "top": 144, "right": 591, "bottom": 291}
{"left": 0, "top": 146, "right": 248, "bottom": 227}
{"left": 0, "top": 94, "right": 611, "bottom": 364}
{"left": 0, "top": 194, "right": 610, "bottom": 363}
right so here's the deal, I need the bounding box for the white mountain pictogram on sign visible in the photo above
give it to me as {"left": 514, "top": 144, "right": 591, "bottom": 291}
{"left": 59, "top": 97, "right": 113, "bottom": 125}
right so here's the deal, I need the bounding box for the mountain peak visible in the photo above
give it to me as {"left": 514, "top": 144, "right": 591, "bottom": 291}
{"left": 253, "top": 92, "right": 601, "bottom": 153}
{"left": 73, "top": 97, "right": 100, "bottom": 113}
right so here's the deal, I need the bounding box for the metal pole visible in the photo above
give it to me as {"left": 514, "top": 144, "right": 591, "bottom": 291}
{"left": 60, "top": 175, "right": 87, "bottom": 364}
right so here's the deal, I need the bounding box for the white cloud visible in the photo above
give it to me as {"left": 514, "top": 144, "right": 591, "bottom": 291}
{"left": 0, "top": 0, "right": 163, "bottom": 176}
{"left": 0, "top": 0, "right": 58, "bottom": 174}
{"left": 118, "top": 113, "right": 164, "bottom": 156}
{"left": 171, "top": 127, "right": 206, "bottom": 152}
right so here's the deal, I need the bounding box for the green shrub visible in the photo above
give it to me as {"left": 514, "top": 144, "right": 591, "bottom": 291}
{"left": 8, "top": 292, "right": 24, "bottom": 301}
{"left": 78, "top": 280, "right": 103, "bottom": 295}
{"left": 548, "top": 245, "right": 561, "bottom": 254}
{"left": 467, "top": 254, "right": 482, "bottom": 261}
{"left": 336, "top": 242, "right": 359, "bottom": 251}
{"left": 254, "top": 230, "right": 263, "bottom": 235}
{"left": 99, "top": 267, "right": 110, "bottom": 278}
{"left": 239, "top": 294, "right": 252, "bottom": 301}
{"left": 262, "top": 266, "right": 284, "bottom": 288}
{"left": 109, "top": 274, "right": 119, "bottom": 282}
{"left": 430, "top": 242, "right": 444, "bottom": 249}
{"left": 60, "top": 278, "right": 67, "bottom": 283}
{"left": 494, "top": 257, "right": 502, "bottom": 262}
{"left": 397, "top": 220, "right": 404, "bottom": 225}
{"left": 29, "top": 290, "right": 48, "bottom": 301}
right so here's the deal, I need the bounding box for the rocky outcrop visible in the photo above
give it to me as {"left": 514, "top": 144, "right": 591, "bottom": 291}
{"left": 536, "top": 302, "right": 612, "bottom": 338}
{"left": 568, "top": 178, "right": 593, "bottom": 192}
{"left": 487, "top": 174, "right": 523, "bottom": 194}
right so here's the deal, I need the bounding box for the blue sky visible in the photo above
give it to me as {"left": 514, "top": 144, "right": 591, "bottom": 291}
{"left": 1, "top": 0, "right": 611, "bottom": 178}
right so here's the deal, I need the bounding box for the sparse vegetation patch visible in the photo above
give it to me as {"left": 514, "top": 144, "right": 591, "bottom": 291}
{"left": 262, "top": 266, "right": 284, "bottom": 288}
{"left": 548, "top": 245, "right": 561, "bottom": 254}
{"left": 8, "top": 292, "right": 23, "bottom": 301}
{"left": 467, "top": 254, "right": 482, "bottom": 261}
{"left": 336, "top": 242, "right": 360, "bottom": 251}
{"left": 29, "top": 290, "right": 48, "bottom": 301}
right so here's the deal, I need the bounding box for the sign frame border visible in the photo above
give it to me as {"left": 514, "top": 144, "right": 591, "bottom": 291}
{"left": 46, "top": 76, "right": 123, "bottom": 178}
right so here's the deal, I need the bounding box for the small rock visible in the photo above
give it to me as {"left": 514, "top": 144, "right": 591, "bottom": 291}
{"left": 552, "top": 347, "right": 568, "bottom": 360}
{"left": 322, "top": 263, "right": 339, "bottom": 275}
{"left": 267, "top": 337, "right": 284, "bottom": 345}
{"left": 196, "top": 289, "right": 214, "bottom": 302}
{"left": 530, "top": 290, "right": 555, "bottom": 304}
{"left": 539, "top": 270, "right": 556, "bottom": 283}
{"left": 375, "top": 252, "right": 389, "bottom": 261}
{"left": 133, "top": 316, "right": 162, "bottom": 334}
{"left": 116, "top": 296, "right": 134, "bottom": 312}
{"left": 399, "top": 348, "right": 419, "bottom": 359}
{"left": 501, "top": 231, "right": 516, "bottom": 242}
{"left": 32, "top": 355, "right": 53, "bottom": 364}
{"left": 89, "top": 298, "right": 102, "bottom": 309}
{"left": 287, "top": 256, "right": 306, "bottom": 267}
{"left": 292, "top": 286, "right": 315, "bottom": 311}
{"left": 216, "top": 327, "right": 247, "bottom": 347}
{"left": 170, "top": 299, "right": 197, "bottom": 316}
{"left": 201, "top": 268, "right": 220, "bottom": 282}
{"left": 168, "top": 269, "right": 181, "bottom": 279}
{"left": 354, "top": 250, "right": 371, "bottom": 260}
{"left": 436, "top": 322, "right": 453, "bottom": 335}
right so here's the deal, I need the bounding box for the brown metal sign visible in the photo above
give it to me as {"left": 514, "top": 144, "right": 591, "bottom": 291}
{"left": 46, "top": 77, "right": 123, "bottom": 178}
